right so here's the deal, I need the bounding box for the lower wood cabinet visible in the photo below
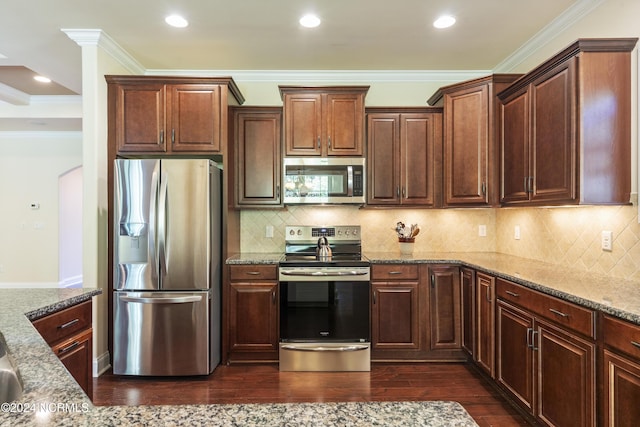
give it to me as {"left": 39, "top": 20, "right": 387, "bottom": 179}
{"left": 460, "top": 268, "right": 475, "bottom": 357}
{"left": 226, "top": 265, "right": 279, "bottom": 362}
{"left": 428, "top": 265, "right": 462, "bottom": 353}
{"left": 475, "top": 272, "right": 495, "bottom": 377}
{"left": 602, "top": 315, "right": 640, "bottom": 427}
{"left": 31, "top": 300, "right": 93, "bottom": 399}
{"left": 495, "top": 278, "right": 596, "bottom": 427}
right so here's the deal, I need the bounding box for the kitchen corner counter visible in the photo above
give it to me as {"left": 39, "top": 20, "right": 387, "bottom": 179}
{"left": 0, "top": 287, "right": 101, "bottom": 426}
{"left": 366, "top": 251, "right": 640, "bottom": 325}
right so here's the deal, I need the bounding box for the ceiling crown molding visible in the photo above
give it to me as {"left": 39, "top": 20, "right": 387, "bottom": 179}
{"left": 62, "top": 29, "right": 145, "bottom": 75}
{"left": 0, "top": 82, "right": 30, "bottom": 105}
{"left": 494, "top": 0, "right": 607, "bottom": 72}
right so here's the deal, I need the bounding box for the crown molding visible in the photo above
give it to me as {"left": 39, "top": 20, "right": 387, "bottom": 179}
{"left": 144, "top": 69, "right": 492, "bottom": 84}
{"left": 0, "top": 82, "right": 30, "bottom": 105}
{"left": 62, "top": 29, "right": 145, "bottom": 75}
{"left": 494, "top": 0, "right": 607, "bottom": 72}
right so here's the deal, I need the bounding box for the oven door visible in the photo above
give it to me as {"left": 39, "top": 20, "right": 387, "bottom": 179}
{"left": 279, "top": 276, "right": 370, "bottom": 343}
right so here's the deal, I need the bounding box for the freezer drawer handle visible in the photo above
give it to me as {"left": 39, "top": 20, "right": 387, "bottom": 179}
{"left": 120, "top": 295, "right": 203, "bottom": 304}
{"left": 280, "top": 344, "right": 369, "bottom": 353}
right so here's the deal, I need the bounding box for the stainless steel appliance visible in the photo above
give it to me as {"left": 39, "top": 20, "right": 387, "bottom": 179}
{"left": 279, "top": 225, "right": 371, "bottom": 371}
{"left": 283, "top": 157, "right": 365, "bottom": 204}
{"left": 113, "top": 159, "right": 221, "bottom": 376}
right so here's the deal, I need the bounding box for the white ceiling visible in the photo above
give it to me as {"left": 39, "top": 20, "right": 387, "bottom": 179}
{"left": 0, "top": 0, "right": 588, "bottom": 130}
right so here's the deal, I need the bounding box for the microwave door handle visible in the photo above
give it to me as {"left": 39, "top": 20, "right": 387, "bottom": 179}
{"left": 347, "top": 165, "right": 353, "bottom": 197}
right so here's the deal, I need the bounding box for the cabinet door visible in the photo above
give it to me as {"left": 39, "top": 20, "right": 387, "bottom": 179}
{"left": 536, "top": 319, "right": 595, "bottom": 427}
{"left": 234, "top": 108, "right": 282, "bottom": 206}
{"left": 371, "top": 282, "right": 420, "bottom": 351}
{"left": 460, "top": 268, "right": 475, "bottom": 357}
{"left": 401, "top": 114, "right": 438, "bottom": 206}
{"left": 476, "top": 272, "right": 495, "bottom": 377}
{"left": 169, "top": 84, "right": 221, "bottom": 152}
{"left": 603, "top": 350, "right": 640, "bottom": 427}
{"left": 114, "top": 83, "right": 166, "bottom": 153}
{"left": 228, "top": 282, "right": 278, "bottom": 354}
{"left": 444, "top": 85, "right": 489, "bottom": 205}
{"left": 326, "top": 93, "right": 365, "bottom": 156}
{"left": 496, "top": 300, "right": 534, "bottom": 413}
{"left": 428, "top": 265, "right": 461, "bottom": 350}
{"left": 52, "top": 328, "right": 92, "bottom": 399}
{"left": 284, "top": 93, "right": 322, "bottom": 156}
{"left": 529, "top": 58, "right": 576, "bottom": 203}
{"left": 500, "top": 89, "right": 530, "bottom": 204}
{"left": 367, "top": 114, "right": 401, "bottom": 204}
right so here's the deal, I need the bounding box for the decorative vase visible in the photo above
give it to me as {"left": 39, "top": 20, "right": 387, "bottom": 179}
{"left": 398, "top": 237, "right": 415, "bottom": 254}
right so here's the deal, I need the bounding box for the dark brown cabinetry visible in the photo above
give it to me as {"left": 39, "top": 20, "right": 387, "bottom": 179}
{"left": 231, "top": 107, "right": 282, "bottom": 207}
{"left": 366, "top": 108, "right": 442, "bottom": 206}
{"left": 371, "top": 264, "right": 425, "bottom": 360}
{"left": 498, "top": 38, "right": 637, "bottom": 206}
{"left": 495, "top": 278, "right": 596, "bottom": 426}
{"left": 106, "top": 76, "right": 244, "bottom": 155}
{"left": 226, "top": 265, "right": 279, "bottom": 362}
{"left": 475, "top": 272, "right": 495, "bottom": 377}
{"left": 32, "top": 300, "right": 93, "bottom": 399}
{"left": 460, "top": 268, "right": 475, "bottom": 357}
{"left": 428, "top": 265, "right": 462, "bottom": 353}
{"left": 428, "top": 75, "right": 521, "bottom": 207}
{"left": 279, "top": 86, "right": 369, "bottom": 157}
{"left": 602, "top": 315, "right": 640, "bottom": 427}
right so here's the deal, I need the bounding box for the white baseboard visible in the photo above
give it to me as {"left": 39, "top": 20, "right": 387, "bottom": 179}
{"left": 94, "top": 351, "right": 111, "bottom": 377}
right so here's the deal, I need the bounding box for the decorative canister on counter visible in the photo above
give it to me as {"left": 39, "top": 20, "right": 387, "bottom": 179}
{"left": 395, "top": 221, "right": 419, "bottom": 254}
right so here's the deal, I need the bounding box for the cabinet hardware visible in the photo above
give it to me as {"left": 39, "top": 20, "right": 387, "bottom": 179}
{"left": 396, "top": 186, "right": 400, "bottom": 198}
{"left": 328, "top": 136, "right": 331, "bottom": 148}
{"left": 549, "top": 308, "right": 569, "bottom": 318}
{"left": 58, "top": 318, "right": 80, "bottom": 329}
{"left": 481, "top": 182, "right": 486, "bottom": 196}
{"left": 505, "top": 290, "right": 519, "bottom": 297}
{"left": 276, "top": 185, "right": 280, "bottom": 198}
{"left": 272, "top": 290, "right": 276, "bottom": 304}
{"left": 402, "top": 187, "right": 406, "bottom": 198}
{"left": 532, "top": 330, "right": 539, "bottom": 351}
{"left": 58, "top": 341, "right": 80, "bottom": 355}
{"left": 486, "top": 287, "right": 491, "bottom": 302}
{"left": 528, "top": 176, "right": 534, "bottom": 194}
{"left": 317, "top": 137, "right": 321, "bottom": 149}
{"left": 523, "top": 177, "right": 528, "bottom": 193}
{"left": 171, "top": 128, "right": 175, "bottom": 144}
{"left": 245, "top": 271, "right": 261, "bottom": 275}
{"left": 372, "top": 291, "right": 377, "bottom": 304}
{"left": 160, "top": 129, "right": 164, "bottom": 144}
{"left": 430, "top": 275, "right": 435, "bottom": 288}
{"left": 526, "top": 327, "right": 533, "bottom": 349}
{"left": 388, "top": 271, "right": 402, "bottom": 275}
{"left": 631, "top": 341, "right": 640, "bottom": 350}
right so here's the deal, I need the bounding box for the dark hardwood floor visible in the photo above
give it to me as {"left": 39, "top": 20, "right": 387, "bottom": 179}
{"left": 93, "top": 362, "right": 532, "bottom": 426}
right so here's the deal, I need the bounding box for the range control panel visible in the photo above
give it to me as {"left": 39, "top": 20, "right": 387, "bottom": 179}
{"left": 285, "top": 225, "right": 361, "bottom": 242}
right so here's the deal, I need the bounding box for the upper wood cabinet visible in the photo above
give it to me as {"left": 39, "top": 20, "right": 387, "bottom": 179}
{"left": 279, "top": 86, "right": 369, "bottom": 156}
{"left": 428, "top": 74, "right": 521, "bottom": 207}
{"left": 497, "top": 38, "right": 638, "bottom": 206}
{"left": 106, "top": 76, "right": 244, "bottom": 155}
{"left": 231, "top": 107, "right": 282, "bottom": 207}
{"left": 366, "top": 107, "right": 443, "bottom": 206}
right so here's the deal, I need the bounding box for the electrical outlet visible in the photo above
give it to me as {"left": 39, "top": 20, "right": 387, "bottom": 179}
{"left": 265, "top": 225, "right": 274, "bottom": 238}
{"left": 601, "top": 230, "right": 613, "bottom": 251}
{"left": 478, "top": 225, "right": 487, "bottom": 237}
{"left": 514, "top": 225, "right": 521, "bottom": 240}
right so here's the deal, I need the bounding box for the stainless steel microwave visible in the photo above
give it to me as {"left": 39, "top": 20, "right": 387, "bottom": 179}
{"left": 283, "top": 157, "right": 365, "bottom": 205}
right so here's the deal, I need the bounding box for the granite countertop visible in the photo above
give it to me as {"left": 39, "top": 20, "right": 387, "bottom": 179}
{"left": 0, "top": 286, "right": 479, "bottom": 426}
{"left": 227, "top": 251, "right": 640, "bottom": 325}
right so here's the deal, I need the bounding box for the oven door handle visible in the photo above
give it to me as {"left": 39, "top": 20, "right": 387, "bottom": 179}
{"left": 279, "top": 270, "right": 369, "bottom": 277}
{"left": 280, "top": 344, "right": 369, "bottom": 352}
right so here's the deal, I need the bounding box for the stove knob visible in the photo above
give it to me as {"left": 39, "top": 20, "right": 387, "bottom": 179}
{"left": 352, "top": 229, "right": 358, "bottom": 236}
{"left": 289, "top": 229, "right": 295, "bottom": 236}
{"left": 345, "top": 230, "right": 350, "bottom": 236}
{"left": 297, "top": 229, "right": 302, "bottom": 236}
{"left": 337, "top": 230, "right": 343, "bottom": 236}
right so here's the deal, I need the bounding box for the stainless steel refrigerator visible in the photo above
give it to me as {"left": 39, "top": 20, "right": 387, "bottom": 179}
{"left": 113, "top": 158, "right": 221, "bottom": 376}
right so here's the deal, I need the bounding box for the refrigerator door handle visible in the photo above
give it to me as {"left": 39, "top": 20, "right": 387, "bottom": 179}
{"left": 149, "top": 167, "right": 160, "bottom": 282}
{"left": 120, "top": 295, "right": 203, "bottom": 304}
{"left": 158, "top": 171, "right": 169, "bottom": 281}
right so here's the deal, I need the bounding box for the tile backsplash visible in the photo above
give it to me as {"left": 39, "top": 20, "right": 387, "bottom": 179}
{"left": 240, "top": 205, "right": 640, "bottom": 280}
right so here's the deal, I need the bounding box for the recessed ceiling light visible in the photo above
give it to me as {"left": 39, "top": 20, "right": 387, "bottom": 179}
{"left": 34, "top": 75, "right": 51, "bottom": 83}
{"left": 433, "top": 15, "right": 456, "bottom": 29}
{"left": 299, "top": 14, "right": 321, "bottom": 28}
{"left": 165, "top": 14, "right": 189, "bottom": 28}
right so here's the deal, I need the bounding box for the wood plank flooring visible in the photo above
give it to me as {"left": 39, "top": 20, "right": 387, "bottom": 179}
{"left": 93, "top": 363, "right": 533, "bottom": 426}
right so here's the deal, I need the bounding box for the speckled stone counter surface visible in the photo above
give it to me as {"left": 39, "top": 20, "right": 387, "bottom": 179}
{"left": 365, "top": 251, "right": 640, "bottom": 325}
{"left": 227, "top": 251, "right": 640, "bottom": 325}
{"left": 0, "top": 286, "right": 478, "bottom": 426}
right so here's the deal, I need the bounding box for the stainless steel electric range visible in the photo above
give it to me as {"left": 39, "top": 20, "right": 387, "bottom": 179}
{"left": 278, "top": 225, "right": 371, "bottom": 371}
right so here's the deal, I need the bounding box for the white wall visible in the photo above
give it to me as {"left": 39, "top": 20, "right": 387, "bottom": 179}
{"left": 58, "top": 165, "right": 83, "bottom": 287}
{"left": 0, "top": 132, "right": 82, "bottom": 285}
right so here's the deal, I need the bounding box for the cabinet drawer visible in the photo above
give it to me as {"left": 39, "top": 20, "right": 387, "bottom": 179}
{"left": 603, "top": 315, "right": 640, "bottom": 359}
{"left": 229, "top": 265, "right": 277, "bottom": 281}
{"left": 32, "top": 301, "right": 92, "bottom": 345}
{"left": 496, "top": 278, "right": 595, "bottom": 338}
{"left": 371, "top": 264, "right": 419, "bottom": 281}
